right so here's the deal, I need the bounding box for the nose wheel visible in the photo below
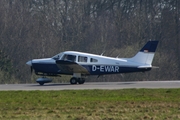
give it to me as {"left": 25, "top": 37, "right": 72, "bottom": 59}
{"left": 39, "top": 82, "right": 44, "bottom": 86}
{"left": 36, "top": 77, "right": 52, "bottom": 85}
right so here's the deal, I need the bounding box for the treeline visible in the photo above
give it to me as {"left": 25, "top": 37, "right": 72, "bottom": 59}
{"left": 0, "top": 0, "right": 179, "bottom": 83}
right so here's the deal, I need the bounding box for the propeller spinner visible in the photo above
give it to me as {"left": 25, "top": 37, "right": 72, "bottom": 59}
{"left": 26, "top": 60, "right": 33, "bottom": 74}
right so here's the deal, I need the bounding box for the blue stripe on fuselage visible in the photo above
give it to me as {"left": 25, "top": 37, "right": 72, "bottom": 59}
{"left": 32, "top": 63, "right": 151, "bottom": 76}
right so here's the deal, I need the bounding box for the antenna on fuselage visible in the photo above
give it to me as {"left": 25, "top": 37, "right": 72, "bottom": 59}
{"left": 100, "top": 51, "right": 105, "bottom": 56}
{"left": 116, "top": 53, "right": 120, "bottom": 58}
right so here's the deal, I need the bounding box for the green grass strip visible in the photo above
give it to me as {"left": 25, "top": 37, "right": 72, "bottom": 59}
{"left": 0, "top": 89, "right": 180, "bottom": 120}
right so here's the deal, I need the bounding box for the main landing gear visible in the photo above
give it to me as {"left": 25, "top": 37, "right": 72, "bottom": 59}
{"left": 70, "top": 73, "right": 86, "bottom": 85}
{"left": 70, "top": 77, "right": 85, "bottom": 84}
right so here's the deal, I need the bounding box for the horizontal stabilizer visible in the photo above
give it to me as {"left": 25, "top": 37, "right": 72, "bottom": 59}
{"left": 152, "top": 66, "right": 159, "bottom": 69}
{"left": 138, "top": 65, "right": 151, "bottom": 68}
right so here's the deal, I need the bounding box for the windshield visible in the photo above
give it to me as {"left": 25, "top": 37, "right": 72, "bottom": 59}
{"left": 52, "top": 53, "right": 63, "bottom": 60}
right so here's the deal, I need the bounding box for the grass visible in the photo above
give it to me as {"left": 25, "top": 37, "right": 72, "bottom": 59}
{"left": 0, "top": 89, "right": 180, "bottom": 120}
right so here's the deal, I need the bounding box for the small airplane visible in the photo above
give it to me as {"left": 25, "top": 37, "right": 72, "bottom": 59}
{"left": 26, "top": 41, "right": 159, "bottom": 85}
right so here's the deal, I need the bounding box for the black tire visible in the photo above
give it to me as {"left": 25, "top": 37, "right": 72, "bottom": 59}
{"left": 39, "top": 82, "right": 44, "bottom": 85}
{"left": 78, "top": 78, "right": 85, "bottom": 84}
{"left": 70, "top": 77, "right": 77, "bottom": 84}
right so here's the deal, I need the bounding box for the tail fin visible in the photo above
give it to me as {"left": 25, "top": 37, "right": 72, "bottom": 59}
{"left": 129, "top": 41, "right": 159, "bottom": 65}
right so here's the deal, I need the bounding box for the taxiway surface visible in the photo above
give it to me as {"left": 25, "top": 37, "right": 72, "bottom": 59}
{"left": 0, "top": 81, "right": 179, "bottom": 91}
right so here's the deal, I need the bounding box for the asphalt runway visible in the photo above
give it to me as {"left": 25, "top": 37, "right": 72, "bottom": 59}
{"left": 0, "top": 81, "right": 180, "bottom": 91}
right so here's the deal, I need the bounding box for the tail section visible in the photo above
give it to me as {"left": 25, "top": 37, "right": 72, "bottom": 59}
{"left": 129, "top": 41, "right": 159, "bottom": 65}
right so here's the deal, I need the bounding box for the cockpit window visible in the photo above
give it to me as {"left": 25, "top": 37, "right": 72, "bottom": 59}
{"left": 61, "top": 54, "right": 76, "bottom": 62}
{"left": 90, "top": 58, "right": 98, "bottom": 62}
{"left": 52, "top": 53, "right": 63, "bottom": 60}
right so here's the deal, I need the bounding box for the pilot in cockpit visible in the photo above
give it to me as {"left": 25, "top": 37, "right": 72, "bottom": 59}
{"left": 63, "top": 55, "right": 76, "bottom": 62}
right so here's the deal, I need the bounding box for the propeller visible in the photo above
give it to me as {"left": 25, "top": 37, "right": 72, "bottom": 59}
{"left": 26, "top": 60, "right": 33, "bottom": 74}
{"left": 31, "top": 66, "right": 33, "bottom": 74}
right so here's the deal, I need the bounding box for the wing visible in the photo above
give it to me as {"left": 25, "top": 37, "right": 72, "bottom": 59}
{"left": 56, "top": 60, "right": 90, "bottom": 74}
